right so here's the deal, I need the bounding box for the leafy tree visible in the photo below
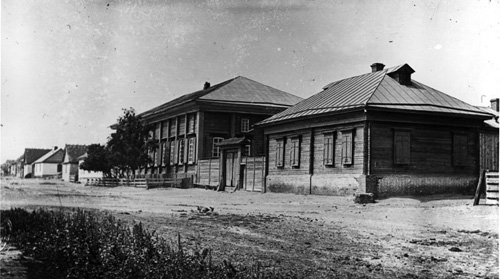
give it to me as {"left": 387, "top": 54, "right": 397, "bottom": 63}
{"left": 79, "top": 144, "right": 112, "bottom": 177}
{"left": 1, "top": 160, "right": 16, "bottom": 176}
{"left": 106, "top": 108, "right": 156, "bottom": 178}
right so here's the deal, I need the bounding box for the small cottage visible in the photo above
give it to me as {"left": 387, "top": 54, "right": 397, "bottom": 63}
{"left": 33, "top": 147, "right": 65, "bottom": 178}
{"left": 62, "top": 144, "right": 88, "bottom": 182}
{"left": 256, "top": 63, "right": 496, "bottom": 197}
{"left": 21, "top": 148, "right": 51, "bottom": 178}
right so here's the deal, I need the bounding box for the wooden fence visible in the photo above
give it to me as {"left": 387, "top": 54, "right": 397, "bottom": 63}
{"left": 196, "top": 156, "right": 265, "bottom": 192}
{"left": 83, "top": 176, "right": 187, "bottom": 189}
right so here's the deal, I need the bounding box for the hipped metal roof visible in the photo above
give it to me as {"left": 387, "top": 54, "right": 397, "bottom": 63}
{"left": 258, "top": 64, "right": 493, "bottom": 125}
{"left": 139, "top": 76, "right": 303, "bottom": 119}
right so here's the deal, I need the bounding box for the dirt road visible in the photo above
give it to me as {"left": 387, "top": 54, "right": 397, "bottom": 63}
{"left": 1, "top": 177, "right": 498, "bottom": 278}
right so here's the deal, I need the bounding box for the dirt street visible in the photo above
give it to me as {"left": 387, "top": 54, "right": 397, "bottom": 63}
{"left": 1, "top": 177, "right": 498, "bottom": 278}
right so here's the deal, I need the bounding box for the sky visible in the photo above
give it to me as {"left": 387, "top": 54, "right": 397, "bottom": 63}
{"left": 1, "top": 0, "right": 500, "bottom": 163}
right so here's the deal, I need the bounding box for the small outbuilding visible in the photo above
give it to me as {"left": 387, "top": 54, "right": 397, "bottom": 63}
{"left": 256, "top": 63, "right": 496, "bottom": 197}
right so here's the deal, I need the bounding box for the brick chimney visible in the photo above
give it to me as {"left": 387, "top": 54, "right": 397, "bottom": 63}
{"left": 203, "top": 82, "right": 210, "bottom": 90}
{"left": 53, "top": 146, "right": 58, "bottom": 150}
{"left": 491, "top": 98, "right": 499, "bottom": 112}
{"left": 370, "top": 63, "right": 385, "bottom": 72}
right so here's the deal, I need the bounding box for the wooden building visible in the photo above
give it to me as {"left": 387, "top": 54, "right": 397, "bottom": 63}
{"left": 256, "top": 63, "right": 497, "bottom": 197}
{"left": 136, "top": 76, "right": 303, "bottom": 188}
{"left": 33, "top": 147, "right": 65, "bottom": 178}
{"left": 21, "top": 148, "right": 51, "bottom": 178}
{"left": 62, "top": 144, "right": 88, "bottom": 182}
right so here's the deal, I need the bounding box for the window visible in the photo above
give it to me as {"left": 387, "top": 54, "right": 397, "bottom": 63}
{"left": 162, "top": 141, "right": 168, "bottom": 165}
{"left": 162, "top": 121, "right": 169, "bottom": 138}
{"left": 212, "top": 137, "right": 223, "bottom": 158}
{"left": 341, "top": 130, "right": 354, "bottom": 165}
{"left": 244, "top": 144, "right": 251, "bottom": 156}
{"left": 169, "top": 140, "right": 176, "bottom": 164}
{"left": 276, "top": 139, "right": 285, "bottom": 168}
{"left": 156, "top": 144, "right": 162, "bottom": 166}
{"left": 241, "top": 118, "right": 250, "bottom": 133}
{"left": 453, "top": 134, "right": 468, "bottom": 166}
{"left": 178, "top": 139, "right": 185, "bottom": 164}
{"left": 394, "top": 130, "right": 410, "bottom": 165}
{"left": 170, "top": 118, "right": 177, "bottom": 137}
{"left": 323, "top": 132, "right": 336, "bottom": 166}
{"left": 154, "top": 123, "right": 161, "bottom": 139}
{"left": 188, "top": 114, "right": 196, "bottom": 134}
{"left": 188, "top": 137, "right": 196, "bottom": 163}
{"left": 290, "top": 137, "right": 300, "bottom": 167}
{"left": 178, "top": 116, "right": 186, "bottom": 136}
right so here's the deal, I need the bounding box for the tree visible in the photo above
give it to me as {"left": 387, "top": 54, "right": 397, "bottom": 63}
{"left": 79, "top": 144, "right": 112, "bottom": 177}
{"left": 106, "top": 108, "right": 156, "bottom": 178}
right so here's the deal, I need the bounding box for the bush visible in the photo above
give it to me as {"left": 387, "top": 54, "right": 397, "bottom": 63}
{"left": 1, "top": 208, "right": 295, "bottom": 279}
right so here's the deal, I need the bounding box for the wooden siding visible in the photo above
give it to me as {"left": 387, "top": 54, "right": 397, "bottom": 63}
{"left": 370, "top": 122, "right": 477, "bottom": 175}
{"left": 480, "top": 132, "right": 499, "bottom": 171}
{"left": 268, "top": 129, "right": 311, "bottom": 176}
{"left": 312, "top": 126, "right": 365, "bottom": 175}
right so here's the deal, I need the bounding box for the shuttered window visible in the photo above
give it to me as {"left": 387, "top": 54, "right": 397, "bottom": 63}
{"left": 341, "top": 130, "right": 354, "bottom": 165}
{"left": 178, "top": 139, "right": 185, "bottom": 164}
{"left": 187, "top": 137, "right": 196, "bottom": 164}
{"left": 276, "top": 139, "right": 285, "bottom": 168}
{"left": 162, "top": 121, "right": 169, "bottom": 139}
{"left": 394, "top": 130, "right": 411, "bottom": 165}
{"left": 170, "top": 118, "right": 176, "bottom": 137}
{"left": 453, "top": 134, "right": 468, "bottom": 166}
{"left": 290, "top": 137, "right": 300, "bottom": 167}
{"left": 188, "top": 114, "right": 196, "bottom": 134}
{"left": 170, "top": 140, "right": 176, "bottom": 165}
{"left": 323, "top": 132, "right": 335, "bottom": 166}
{"left": 162, "top": 141, "right": 169, "bottom": 166}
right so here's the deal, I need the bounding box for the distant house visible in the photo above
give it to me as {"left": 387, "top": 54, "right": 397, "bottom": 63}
{"left": 77, "top": 153, "right": 104, "bottom": 185}
{"left": 33, "top": 147, "right": 65, "bottom": 178}
{"left": 128, "top": 76, "right": 303, "bottom": 190}
{"left": 62, "top": 144, "right": 88, "bottom": 182}
{"left": 256, "top": 63, "right": 496, "bottom": 197}
{"left": 22, "top": 148, "right": 51, "bottom": 178}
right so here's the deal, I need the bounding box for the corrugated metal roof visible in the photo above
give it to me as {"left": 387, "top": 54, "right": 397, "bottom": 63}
{"left": 139, "top": 76, "right": 302, "bottom": 118}
{"left": 258, "top": 64, "right": 492, "bottom": 125}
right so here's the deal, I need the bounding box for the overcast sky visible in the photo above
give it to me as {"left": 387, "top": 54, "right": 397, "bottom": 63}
{"left": 2, "top": 0, "right": 499, "bottom": 163}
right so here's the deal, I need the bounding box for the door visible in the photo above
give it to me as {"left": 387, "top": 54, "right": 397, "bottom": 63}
{"left": 225, "top": 151, "right": 239, "bottom": 187}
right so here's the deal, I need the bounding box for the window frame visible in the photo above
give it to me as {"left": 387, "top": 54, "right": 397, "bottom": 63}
{"left": 290, "top": 136, "right": 301, "bottom": 168}
{"left": 341, "top": 130, "right": 354, "bottom": 165}
{"left": 169, "top": 140, "right": 176, "bottom": 165}
{"left": 275, "top": 138, "right": 285, "bottom": 168}
{"left": 187, "top": 137, "right": 196, "bottom": 164}
{"left": 178, "top": 139, "right": 185, "bottom": 164}
{"left": 212, "top": 137, "right": 224, "bottom": 158}
{"left": 323, "top": 132, "right": 336, "bottom": 166}
{"left": 241, "top": 118, "right": 250, "bottom": 133}
{"left": 393, "top": 130, "right": 411, "bottom": 165}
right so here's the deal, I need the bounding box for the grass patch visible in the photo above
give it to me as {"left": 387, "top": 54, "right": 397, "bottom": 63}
{"left": 1, "top": 208, "right": 299, "bottom": 279}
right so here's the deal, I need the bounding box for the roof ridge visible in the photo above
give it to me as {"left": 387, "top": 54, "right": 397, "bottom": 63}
{"left": 364, "top": 70, "right": 389, "bottom": 107}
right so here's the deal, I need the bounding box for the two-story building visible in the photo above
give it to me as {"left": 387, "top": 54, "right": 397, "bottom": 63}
{"left": 136, "top": 76, "right": 303, "bottom": 188}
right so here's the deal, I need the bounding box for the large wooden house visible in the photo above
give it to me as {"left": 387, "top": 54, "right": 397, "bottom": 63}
{"left": 256, "top": 63, "right": 497, "bottom": 197}
{"left": 136, "top": 76, "right": 303, "bottom": 187}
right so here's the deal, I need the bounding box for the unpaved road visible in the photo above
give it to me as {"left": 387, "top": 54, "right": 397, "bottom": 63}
{"left": 1, "top": 177, "right": 498, "bottom": 278}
